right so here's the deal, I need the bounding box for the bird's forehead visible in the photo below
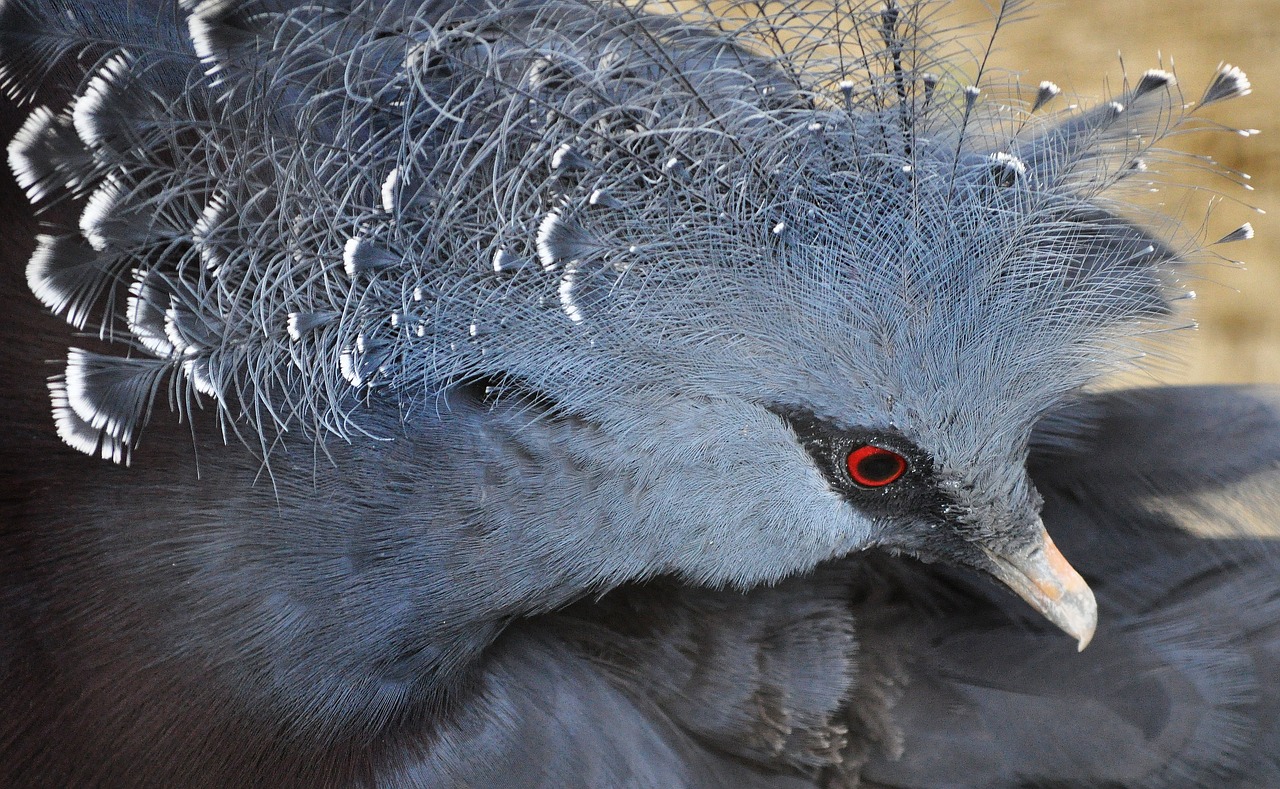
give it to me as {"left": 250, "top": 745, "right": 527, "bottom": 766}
{"left": 608, "top": 237, "right": 1095, "bottom": 423}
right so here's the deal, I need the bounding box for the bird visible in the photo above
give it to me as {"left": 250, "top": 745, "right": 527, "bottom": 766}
{"left": 0, "top": 0, "right": 1275, "bottom": 786}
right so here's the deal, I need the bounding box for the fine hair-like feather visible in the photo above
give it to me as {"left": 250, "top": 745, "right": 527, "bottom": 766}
{"left": 1, "top": 0, "right": 1251, "bottom": 470}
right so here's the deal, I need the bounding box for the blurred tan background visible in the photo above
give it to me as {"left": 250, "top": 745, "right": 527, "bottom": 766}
{"left": 953, "top": 0, "right": 1280, "bottom": 384}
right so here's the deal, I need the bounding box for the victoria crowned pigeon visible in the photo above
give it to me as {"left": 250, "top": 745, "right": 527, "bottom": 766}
{"left": 0, "top": 0, "right": 1276, "bottom": 786}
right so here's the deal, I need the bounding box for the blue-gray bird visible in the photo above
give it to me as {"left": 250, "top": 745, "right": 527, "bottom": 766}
{"left": 0, "top": 0, "right": 1276, "bottom": 786}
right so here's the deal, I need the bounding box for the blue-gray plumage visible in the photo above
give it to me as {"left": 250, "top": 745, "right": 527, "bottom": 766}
{"left": 0, "top": 0, "right": 1274, "bottom": 786}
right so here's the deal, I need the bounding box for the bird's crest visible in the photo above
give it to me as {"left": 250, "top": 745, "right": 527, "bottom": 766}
{"left": 1, "top": 0, "right": 1254, "bottom": 463}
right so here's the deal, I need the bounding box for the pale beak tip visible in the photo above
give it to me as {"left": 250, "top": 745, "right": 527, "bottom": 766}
{"left": 1071, "top": 592, "right": 1097, "bottom": 652}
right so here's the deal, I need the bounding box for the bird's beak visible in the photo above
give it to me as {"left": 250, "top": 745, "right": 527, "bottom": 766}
{"left": 980, "top": 524, "right": 1097, "bottom": 651}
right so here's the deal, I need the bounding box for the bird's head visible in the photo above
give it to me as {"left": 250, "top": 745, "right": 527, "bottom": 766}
{"left": 449, "top": 128, "right": 1169, "bottom": 648}
{"left": 400, "top": 28, "right": 1231, "bottom": 648}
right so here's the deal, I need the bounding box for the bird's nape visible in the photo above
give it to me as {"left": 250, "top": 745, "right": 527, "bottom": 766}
{"left": 0, "top": 0, "right": 1275, "bottom": 787}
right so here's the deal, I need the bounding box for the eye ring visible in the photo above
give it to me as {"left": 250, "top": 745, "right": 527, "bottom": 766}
{"left": 846, "top": 445, "right": 907, "bottom": 488}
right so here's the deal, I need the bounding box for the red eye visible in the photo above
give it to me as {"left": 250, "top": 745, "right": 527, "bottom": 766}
{"left": 846, "top": 445, "right": 907, "bottom": 487}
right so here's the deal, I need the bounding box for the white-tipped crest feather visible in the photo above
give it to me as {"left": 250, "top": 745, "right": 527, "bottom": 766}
{"left": 0, "top": 0, "right": 1254, "bottom": 464}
